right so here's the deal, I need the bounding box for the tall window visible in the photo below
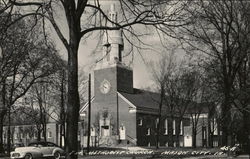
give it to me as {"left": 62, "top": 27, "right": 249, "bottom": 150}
{"left": 138, "top": 119, "right": 143, "bottom": 126}
{"left": 164, "top": 119, "right": 168, "bottom": 135}
{"left": 173, "top": 120, "right": 176, "bottom": 135}
{"left": 48, "top": 131, "right": 52, "bottom": 138}
{"left": 211, "top": 118, "right": 218, "bottom": 135}
{"left": 155, "top": 118, "right": 159, "bottom": 128}
{"left": 146, "top": 128, "right": 151, "bottom": 136}
{"left": 180, "top": 120, "right": 183, "bottom": 135}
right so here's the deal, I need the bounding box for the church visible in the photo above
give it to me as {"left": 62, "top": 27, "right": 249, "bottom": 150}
{"left": 79, "top": 4, "right": 219, "bottom": 148}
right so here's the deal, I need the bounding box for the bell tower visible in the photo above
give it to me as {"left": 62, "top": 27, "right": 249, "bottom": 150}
{"left": 91, "top": 4, "right": 134, "bottom": 141}
{"left": 102, "top": 4, "right": 124, "bottom": 64}
{"left": 94, "top": 4, "right": 133, "bottom": 96}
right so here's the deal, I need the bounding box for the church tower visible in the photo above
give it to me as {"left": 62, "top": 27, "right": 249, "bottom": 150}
{"left": 92, "top": 4, "right": 133, "bottom": 139}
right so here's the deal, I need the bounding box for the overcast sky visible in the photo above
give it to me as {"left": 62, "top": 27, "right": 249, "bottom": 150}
{"left": 48, "top": 0, "right": 180, "bottom": 89}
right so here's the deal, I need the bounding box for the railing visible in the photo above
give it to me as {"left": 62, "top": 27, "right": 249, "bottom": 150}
{"left": 126, "top": 135, "right": 137, "bottom": 145}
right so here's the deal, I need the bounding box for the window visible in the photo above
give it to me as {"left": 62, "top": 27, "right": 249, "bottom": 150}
{"left": 41, "top": 132, "right": 44, "bottom": 138}
{"left": 146, "top": 128, "right": 150, "bottom": 136}
{"left": 20, "top": 133, "right": 24, "bottom": 139}
{"left": 211, "top": 118, "right": 218, "bottom": 135}
{"left": 164, "top": 119, "right": 168, "bottom": 135}
{"left": 48, "top": 131, "right": 52, "bottom": 138}
{"left": 14, "top": 133, "right": 18, "bottom": 140}
{"left": 148, "top": 142, "right": 151, "bottom": 147}
{"left": 165, "top": 142, "right": 168, "bottom": 147}
{"left": 138, "top": 119, "right": 142, "bottom": 126}
{"left": 34, "top": 132, "right": 38, "bottom": 139}
{"left": 173, "top": 120, "right": 176, "bottom": 135}
{"left": 213, "top": 140, "right": 218, "bottom": 147}
{"left": 155, "top": 118, "right": 159, "bottom": 128}
{"left": 180, "top": 120, "right": 183, "bottom": 135}
{"left": 47, "top": 142, "right": 57, "bottom": 147}
{"left": 91, "top": 127, "right": 96, "bottom": 136}
{"left": 180, "top": 141, "right": 184, "bottom": 147}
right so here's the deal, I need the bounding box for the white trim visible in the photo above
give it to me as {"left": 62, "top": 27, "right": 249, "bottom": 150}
{"left": 117, "top": 92, "right": 136, "bottom": 108}
{"left": 128, "top": 109, "right": 137, "bottom": 113}
{"left": 79, "top": 96, "right": 95, "bottom": 113}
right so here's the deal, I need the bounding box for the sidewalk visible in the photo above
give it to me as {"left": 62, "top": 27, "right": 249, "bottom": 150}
{"left": 183, "top": 154, "right": 250, "bottom": 159}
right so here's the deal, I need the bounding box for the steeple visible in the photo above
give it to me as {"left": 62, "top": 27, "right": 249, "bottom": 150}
{"left": 102, "top": 4, "right": 124, "bottom": 65}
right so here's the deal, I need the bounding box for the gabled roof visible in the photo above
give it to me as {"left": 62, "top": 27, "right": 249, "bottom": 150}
{"left": 119, "top": 89, "right": 162, "bottom": 111}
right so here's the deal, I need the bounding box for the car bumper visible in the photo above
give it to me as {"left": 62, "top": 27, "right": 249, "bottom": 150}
{"left": 10, "top": 152, "right": 26, "bottom": 159}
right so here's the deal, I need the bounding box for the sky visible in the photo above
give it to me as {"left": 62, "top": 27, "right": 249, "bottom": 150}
{"left": 48, "top": 0, "right": 181, "bottom": 90}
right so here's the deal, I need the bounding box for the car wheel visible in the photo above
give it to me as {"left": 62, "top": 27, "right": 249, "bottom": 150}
{"left": 24, "top": 153, "right": 33, "bottom": 159}
{"left": 54, "top": 151, "right": 61, "bottom": 159}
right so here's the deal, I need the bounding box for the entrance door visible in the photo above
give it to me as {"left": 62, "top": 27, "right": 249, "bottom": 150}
{"left": 184, "top": 135, "right": 192, "bottom": 147}
{"left": 101, "top": 126, "right": 110, "bottom": 136}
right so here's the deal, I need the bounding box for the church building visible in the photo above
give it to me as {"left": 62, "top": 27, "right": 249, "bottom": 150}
{"left": 79, "top": 4, "right": 196, "bottom": 147}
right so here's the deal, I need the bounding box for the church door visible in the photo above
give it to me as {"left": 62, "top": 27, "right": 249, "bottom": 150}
{"left": 101, "top": 126, "right": 110, "bottom": 137}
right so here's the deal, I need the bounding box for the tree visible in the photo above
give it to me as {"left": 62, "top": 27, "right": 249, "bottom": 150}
{"left": 150, "top": 50, "right": 176, "bottom": 149}
{"left": 173, "top": 0, "right": 250, "bottom": 146}
{"left": 25, "top": 57, "right": 67, "bottom": 144}
{"left": 0, "top": 18, "right": 60, "bottom": 154}
{"left": 3, "top": 1, "right": 191, "bottom": 157}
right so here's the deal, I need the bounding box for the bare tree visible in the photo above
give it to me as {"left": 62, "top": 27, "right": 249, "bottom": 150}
{"left": 150, "top": 48, "right": 176, "bottom": 148}
{"left": 171, "top": 0, "right": 250, "bottom": 146}
{"left": 0, "top": 19, "right": 60, "bottom": 154}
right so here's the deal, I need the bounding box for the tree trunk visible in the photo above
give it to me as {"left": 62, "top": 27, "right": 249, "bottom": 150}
{"left": 168, "top": 117, "right": 174, "bottom": 147}
{"left": 242, "top": 111, "right": 250, "bottom": 156}
{"left": 37, "top": 127, "right": 41, "bottom": 141}
{"left": 0, "top": 113, "right": 5, "bottom": 153}
{"left": 60, "top": 70, "right": 65, "bottom": 148}
{"left": 175, "top": 120, "right": 181, "bottom": 147}
{"left": 156, "top": 86, "right": 164, "bottom": 149}
{"left": 192, "top": 126, "right": 197, "bottom": 148}
{"left": 221, "top": 89, "right": 231, "bottom": 146}
{"left": 207, "top": 114, "right": 213, "bottom": 148}
{"left": 65, "top": 36, "right": 80, "bottom": 159}
{"left": 42, "top": 121, "right": 46, "bottom": 142}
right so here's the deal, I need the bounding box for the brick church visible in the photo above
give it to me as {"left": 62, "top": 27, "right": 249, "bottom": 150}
{"left": 79, "top": 4, "right": 219, "bottom": 148}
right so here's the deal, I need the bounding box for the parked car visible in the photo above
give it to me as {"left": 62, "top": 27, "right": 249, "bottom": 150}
{"left": 13, "top": 142, "right": 25, "bottom": 149}
{"left": 10, "top": 141, "right": 65, "bottom": 159}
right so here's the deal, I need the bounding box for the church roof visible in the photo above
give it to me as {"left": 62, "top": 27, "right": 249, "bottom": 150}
{"left": 119, "top": 88, "right": 212, "bottom": 115}
{"left": 80, "top": 88, "right": 213, "bottom": 115}
{"left": 119, "top": 89, "right": 163, "bottom": 111}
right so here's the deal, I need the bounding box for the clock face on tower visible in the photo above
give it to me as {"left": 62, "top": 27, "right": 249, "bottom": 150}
{"left": 100, "top": 79, "right": 111, "bottom": 94}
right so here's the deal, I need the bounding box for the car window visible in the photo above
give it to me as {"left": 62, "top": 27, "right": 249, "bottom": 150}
{"left": 37, "top": 144, "right": 44, "bottom": 147}
{"left": 28, "top": 143, "right": 38, "bottom": 147}
{"left": 47, "top": 142, "right": 57, "bottom": 147}
{"left": 28, "top": 142, "right": 46, "bottom": 147}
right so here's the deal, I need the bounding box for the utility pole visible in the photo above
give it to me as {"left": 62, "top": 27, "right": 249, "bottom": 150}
{"left": 87, "top": 74, "right": 91, "bottom": 153}
{"left": 60, "top": 70, "right": 65, "bottom": 148}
